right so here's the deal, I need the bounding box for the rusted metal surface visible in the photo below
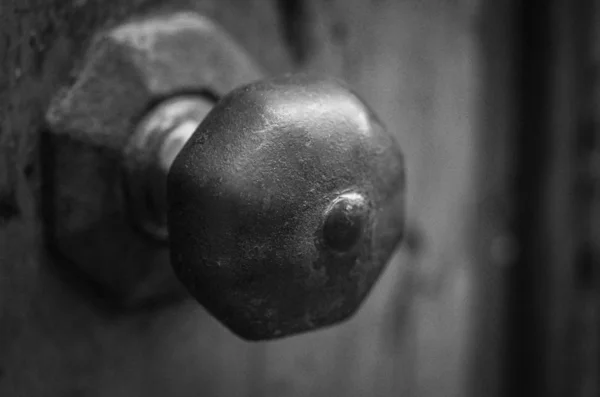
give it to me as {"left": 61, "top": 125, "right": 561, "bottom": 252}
{"left": 44, "top": 9, "right": 262, "bottom": 306}
{"left": 168, "top": 75, "right": 406, "bottom": 339}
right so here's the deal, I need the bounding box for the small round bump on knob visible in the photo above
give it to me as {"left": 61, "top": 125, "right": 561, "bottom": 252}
{"left": 321, "top": 192, "right": 369, "bottom": 253}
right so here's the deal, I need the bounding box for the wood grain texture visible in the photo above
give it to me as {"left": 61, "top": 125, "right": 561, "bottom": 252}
{"left": 0, "top": 0, "right": 500, "bottom": 396}
{"left": 506, "top": 1, "right": 600, "bottom": 397}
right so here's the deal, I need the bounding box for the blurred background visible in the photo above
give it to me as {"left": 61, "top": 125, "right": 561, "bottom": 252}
{"left": 0, "top": 0, "right": 599, "bottom": 396}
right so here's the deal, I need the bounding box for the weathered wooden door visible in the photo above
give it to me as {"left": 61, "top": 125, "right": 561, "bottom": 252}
{"left": 0, "top": 1, "right": 508, "bottom": 396}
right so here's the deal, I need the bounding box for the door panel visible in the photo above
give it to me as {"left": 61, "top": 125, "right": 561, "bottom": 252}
{"left": 0, "top": 1, "right": 493, "bottom": 396}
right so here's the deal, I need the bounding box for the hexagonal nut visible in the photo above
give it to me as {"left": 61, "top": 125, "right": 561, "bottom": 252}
{"left": 44, "top": 9, "right": 263, "bottom": 308}
{"left": 47, "top": 10, "right": 263, "bottom": 151}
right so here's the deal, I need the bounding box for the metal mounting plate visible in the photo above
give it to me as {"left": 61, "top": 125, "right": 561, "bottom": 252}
{"left": 44, "top": 9, "right": 263, "bottom": 308}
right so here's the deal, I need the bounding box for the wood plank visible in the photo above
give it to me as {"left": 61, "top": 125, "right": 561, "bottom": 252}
{"left": 468, "top": 1, "right": 515, "bottom": 397}
{"left": 506, "top": 1, "right": 593, "bottom": 396}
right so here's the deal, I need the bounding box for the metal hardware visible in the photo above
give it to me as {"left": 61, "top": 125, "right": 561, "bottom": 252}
{"left": 47, "top": 11, "right": 262, "bottom": 151}
{"left": 124, "top": 96, "right": 214, "bottom": 240}
{"left": 44, "top": 10, "right": 406, "bottom": 338}
{"left": 168, "top": 75, "right": 406, "bottom": 339}
{"left": 44, "top": 10, "right": 262, "bottom": 307}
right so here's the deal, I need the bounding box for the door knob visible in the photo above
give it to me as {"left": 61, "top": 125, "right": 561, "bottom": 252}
{"left": 168, "top": 75, "right": 405, "bottom": 339}
{"left": 45, "top": 10, "right": 405, "bottom": 339}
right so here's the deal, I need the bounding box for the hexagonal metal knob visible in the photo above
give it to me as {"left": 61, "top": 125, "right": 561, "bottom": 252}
{"left": 168, "top": 75, "right": 405, "bottom": 340}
